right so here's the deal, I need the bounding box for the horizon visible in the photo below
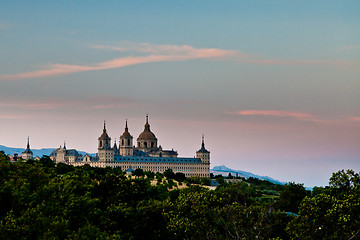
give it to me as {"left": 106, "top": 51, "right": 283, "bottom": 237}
{"left": 0, "top": 1, "right": 359, "bottom": 187}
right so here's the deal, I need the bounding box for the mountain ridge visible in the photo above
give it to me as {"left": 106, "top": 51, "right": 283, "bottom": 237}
{"left": 0, "top": 145, "right": 95, "bottom": 157}
{"left": 211, "top": 165, "right": 286, "bottom": 185}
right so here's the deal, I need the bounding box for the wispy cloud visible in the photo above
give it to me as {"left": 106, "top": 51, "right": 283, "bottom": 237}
{"left": 0, "top": 114, "right": 28, "bottom": 120}
{"left": 1, "top": 42, "right": 358, "bottom": 81}
{"left": 92, "top": 42, "right": 237, "bottom": 58}
{"left": 226, "top": 110, "right": 315, "bottom": 121}
{"left": 348, "top": 116, "right": 360, "bottom": 122}
{"left": 0, "top": 101, "right": 75, "bottom": 110}
{"left": 226, "top": 110, "right": 360, "bottom": 124}
{"left": 0, "top": 96, "right": 138, "bottom": 110}
{"left": 0, "top": 43, "right": 236, "bottom": 81}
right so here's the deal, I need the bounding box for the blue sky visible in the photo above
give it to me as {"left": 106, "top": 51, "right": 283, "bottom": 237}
{"left": 0, "top": 1, "right": 359, "bottom": 186}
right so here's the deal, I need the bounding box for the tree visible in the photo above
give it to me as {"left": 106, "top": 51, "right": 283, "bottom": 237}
{"left": 287, "top": 170, "right": 360, "bottom": 240}
{"left": 164, "top": 168, "right": 175, "bottom": 179}
{"left": 40, "top": 155, "right": 55, "bottom": 168}
{"left": 174, "top": 172, "right": 186, "bottom": 182}
{"left": 133, "top": 168, "right": 144, "bottom": 178}
{"left": 275, "top": 182, "right": 309, "bottom": 213}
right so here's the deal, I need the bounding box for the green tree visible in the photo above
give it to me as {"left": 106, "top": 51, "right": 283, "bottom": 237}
{"left": 287, "top": 170, "right": 360, "bottom": 240}
{"left": 164, "top": 168, "right": 175, "bottom": 179}
{"left": 133, "top": 168, "right": 144, "bottom": 178}
{"left": 276, "top": 182, "right": 309, "bottom": 213}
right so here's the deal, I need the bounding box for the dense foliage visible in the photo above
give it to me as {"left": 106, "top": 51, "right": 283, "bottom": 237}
{"left": 0, "top": 151, "right": 358, "bottom": 239}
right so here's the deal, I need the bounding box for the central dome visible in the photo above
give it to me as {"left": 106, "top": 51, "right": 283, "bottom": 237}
{"left": 138, "top": 130, "right": 157, "bottom": 140}
{"left": 137, "top": 115, "right": 157, "bottom": 140}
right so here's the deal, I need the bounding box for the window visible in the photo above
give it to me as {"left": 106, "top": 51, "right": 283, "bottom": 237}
{"left": 128, "top": 139, "right": 130, "bottom": 145}
{"left": 144, "top": 142, "right": 147, "bottom": 148}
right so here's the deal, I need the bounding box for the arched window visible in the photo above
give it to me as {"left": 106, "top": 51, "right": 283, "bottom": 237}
{"left": 122, "top": 139, "right": 124, "bottom": 145}
{"left": 151, "top": 142, "right": 154, "bottom": 148}
{"left": 138, "top": 142, "right": 140, "bottom": 147}
{"left": 100, "top": 141, "right": 102, "bottom": 147}
{"left": 144, "top": 142, "right": 147, "bottom": 148}
{"left": 128, "top": 139, "right": 130, "bottom": 145}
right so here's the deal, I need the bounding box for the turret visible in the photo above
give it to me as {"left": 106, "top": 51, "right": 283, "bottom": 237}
{"left": 98, "top": 121, "right": 111, "bottom": 150}
{"left": 120, "top": 119, "right": 134, "bottom": 156}
{"left": 113, "top": 138, "right": 119, "bottom": 155}
{"left": 98, "top": 121, "right": 114, "bottom": 163}
{"left": 196, "top": 135, "right": 210, "bottom": 163}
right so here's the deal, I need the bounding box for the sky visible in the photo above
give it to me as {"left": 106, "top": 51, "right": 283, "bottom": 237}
{"left": 0, "top": 0, "right": 359, "bottom": 187}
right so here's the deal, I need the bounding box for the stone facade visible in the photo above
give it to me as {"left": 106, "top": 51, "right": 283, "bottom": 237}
{"left": 50, "top": 116, "right": 210, "bottom": 177}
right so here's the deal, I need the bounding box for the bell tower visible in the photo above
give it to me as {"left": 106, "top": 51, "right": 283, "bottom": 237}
{"left": 196, "top": 135, "right": 210, "bottom": 164}
{"left": 120, "top": 119, "right": 134, "bottom": 156}
{"left": 98, "top": 121, "right": 114, "bottom": 163}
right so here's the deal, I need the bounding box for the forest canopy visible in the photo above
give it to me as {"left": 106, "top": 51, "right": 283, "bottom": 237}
{"left": 0, "top": 151, "right": 359, "bottom": 240}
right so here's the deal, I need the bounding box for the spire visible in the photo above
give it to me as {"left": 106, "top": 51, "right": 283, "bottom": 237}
{"left": 144, "top": 114, "right": 150, "bottom": 131}
{"left": 103, "top": 120, "right": 106, "bottom": 132}
{"left": 197, "top": 134, "right": 209, "bottom": 153}
{"left": 202, "top": 134, "right": 205, "bottom": 149}
{"left": 27, "top": 136, "right": 30, "bottom": 149}
{"left": 125, "top": 119, "right": 128, "bottom": 132}
{"left": 64, "top": 141, "right": 66, "bottom": 150}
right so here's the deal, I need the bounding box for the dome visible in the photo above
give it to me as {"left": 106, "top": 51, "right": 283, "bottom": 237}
{"left": 122, "top": 131, "right": 131, "bottom": 137}
{"left": 138, "top": 130, "right": 157, "bottom": 140}
{"left": 121, "top": 120, "right": 132, "bottom": 138}
{"left": 99, "top": 131, "right": 110, "bottom": 140}
{"left": 98, "top": 121, "right": 111, "bottom": 140}
{"left": 137, "top": 115, "right": 157, "bottom": 141}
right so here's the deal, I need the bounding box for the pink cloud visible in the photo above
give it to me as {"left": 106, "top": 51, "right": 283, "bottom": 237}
{"left": 0, "top": 101, "right": 70, "bottom": 110}
{"left": 348, "top": 116, "right": 360, "bottom": 122}
{"left": 92, "top": 43, "right": 237, "bottom": 57}
{"left": 0, "top": 114, "right": 28, "bottom": 120}
{"left": 226, "top": 110, "right": 360, "bottom": 125}
{"left": 0, "top": 96, "right": 138, "bottom": 111}
{"left": 1, "top": 42, "right": 358, "bottom": 81}
{"left": 228, "top": 110, "right": 314, "bottom": 120}
{"left": 0, "top": 44, "right": 235, "bottom": 81}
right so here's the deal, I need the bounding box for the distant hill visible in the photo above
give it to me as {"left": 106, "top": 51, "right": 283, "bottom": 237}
{"left": 211, "top": 165, "right": 286, "bottom": 185}
{"left": 0, "top": 145, "right": 95, "bottom": 157}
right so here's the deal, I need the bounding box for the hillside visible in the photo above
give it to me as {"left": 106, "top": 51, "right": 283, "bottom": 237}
{"left": 211, "top": 165, "right": 285, "bottom": 185}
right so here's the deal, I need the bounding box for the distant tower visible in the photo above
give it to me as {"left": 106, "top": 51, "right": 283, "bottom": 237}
{"left": 120, "top": 119, "right": 134, "bottom": 156}
{"left": 22, "top": 137, "right": 33, "bottom": 160}
{"left": 98, "top": 121, "right": 114, "bottom": 162}
{"left": 137, "top": 115, "right": 158, "bottom": 152}
{"left": 113, "top": 138, "right": 119, "bottom": 155}
{"left": 196, "top": 135, "right": 210, "bottom": 163}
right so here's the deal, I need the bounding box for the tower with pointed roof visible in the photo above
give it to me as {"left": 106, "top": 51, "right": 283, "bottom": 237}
{"left": 136, "top": 115, "right": 158, "bottom": 152}
{"left": 113, "top": 138, "right": 119, "bottom": 155}
{"left": 98, "top": 121, "right": 114, "bottom": 163}
{"left": 120, "top": 120, "right": 134, "bottom": 156}
{"left": 22, "top": 137, "right": 33, "bottom": 160}
{"left": 196, "top": 135, "right": 210, "bottom": 164}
